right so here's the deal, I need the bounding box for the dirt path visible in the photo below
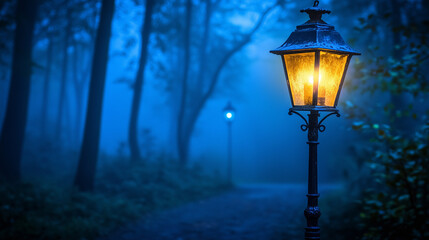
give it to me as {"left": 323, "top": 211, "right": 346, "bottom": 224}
{"left": 101, "top": 184, "right": 342, "bottom": 240}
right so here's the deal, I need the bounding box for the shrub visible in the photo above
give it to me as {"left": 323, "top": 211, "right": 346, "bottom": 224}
{"left": 0, "top": 182, "right": 140, "bottom": 240}
{"left": 358, "top": 123, "right": 429, "bottom": 240}
{"left": 0, "top": 158, "right": 231, "bottom": 240}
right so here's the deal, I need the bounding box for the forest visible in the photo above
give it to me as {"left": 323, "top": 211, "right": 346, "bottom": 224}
{"left": 0, "top": 0, "right": 428, "bottom": 239}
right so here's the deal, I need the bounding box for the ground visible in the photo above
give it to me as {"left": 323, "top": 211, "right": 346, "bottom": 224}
{"left": 101, "top": 184, "right": 342, "bottom": 240}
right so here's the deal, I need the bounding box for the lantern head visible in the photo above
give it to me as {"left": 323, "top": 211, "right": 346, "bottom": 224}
{"left": 270, "top": 3, "right": 360, "bottom": 111}
{"left": 223, "top": 101, "right": 236, "bottom": 122}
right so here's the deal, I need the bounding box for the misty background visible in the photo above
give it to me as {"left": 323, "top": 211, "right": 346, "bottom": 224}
{"left": 0, "top": 0, "right": 356, "bottom": 183}
{"left": 0, "top": 0, "right": 427, "bottom": 239}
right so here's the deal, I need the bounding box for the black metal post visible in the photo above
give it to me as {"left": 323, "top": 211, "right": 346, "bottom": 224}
{"left": 305, "top": 110, "right": 321, "bottom": 239}
{"left": 289, "top": 109, "right": 339, "bottom": 239}
{"left": 227, "top": 121, "right": 232, "bottom": 184}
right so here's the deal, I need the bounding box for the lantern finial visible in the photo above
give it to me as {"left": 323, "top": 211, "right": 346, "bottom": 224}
{"left": 313, "top": 0, "right": 319, "bottom": 7}
{"left": 300, "top": 1, "right": 331, "bottom": 23}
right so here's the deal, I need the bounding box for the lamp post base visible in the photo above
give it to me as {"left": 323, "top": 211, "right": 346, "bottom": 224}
{"left": 304, "top": 205, "right": 321, "bottom": 239}
{"left": 305, "top": 227, "right": 321, "bottom": 240}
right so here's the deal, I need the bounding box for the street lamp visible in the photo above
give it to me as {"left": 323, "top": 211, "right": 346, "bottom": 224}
{"left": 270, "top": 1, "right": 360, "bottom": 239}
{"left": 223, "top": 101, "right": 235, "bottom": 184}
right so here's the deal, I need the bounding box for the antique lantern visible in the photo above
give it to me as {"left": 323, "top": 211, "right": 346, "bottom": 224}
{"left": 270, "top": 1, "right": 360, "bottom": 111}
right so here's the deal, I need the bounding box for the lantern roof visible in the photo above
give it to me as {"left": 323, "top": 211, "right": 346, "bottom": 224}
{"left": 270, "top": 5, "right": 360, "bottom": 55}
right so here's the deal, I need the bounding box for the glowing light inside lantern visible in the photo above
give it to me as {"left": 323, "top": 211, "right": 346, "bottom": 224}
{"left": 304, "top": 75, "right": 313, "bottom": 105}
{"left": 304, "top": 72, "right": 326, "bottom": 106}
{"left": 283, "top": 51, "right": 348, "bottom": 107}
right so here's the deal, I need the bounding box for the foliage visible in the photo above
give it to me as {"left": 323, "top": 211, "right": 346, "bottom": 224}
{"left": 340, "top": 1, "right": 429, "bottom": 239}
{"left": 0, "top": 159, "right": 231, "bottom": 240}
{"left": 343, "top": 11, "right": 429, "bottom": 124}
{"left": 0, "top": 182, "right": 139, "bottom": 240}
{"left": 96, "top": 157, "right": 231, "bottom": 210}
{"left": 0, "top": 0, "right": 15, "bottom": 70}
{"left": 356, "top": 123, "right": 429, "bottom": 240}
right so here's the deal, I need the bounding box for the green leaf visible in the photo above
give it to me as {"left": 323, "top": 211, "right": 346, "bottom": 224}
{"left": 398, "top": 195, "right": 409, "bottom": 201}
{"left": 352, "top": 121, "right": 365, "bottom": 130}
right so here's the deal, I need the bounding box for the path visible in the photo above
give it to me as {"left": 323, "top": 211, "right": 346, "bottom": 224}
{"left": 101, "top": 184, "right": 342, "bottom": 240}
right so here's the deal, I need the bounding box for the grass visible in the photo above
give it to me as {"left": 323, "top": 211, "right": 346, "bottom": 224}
{"left": 0, "top": 158, "right": 231, "bottom": 240}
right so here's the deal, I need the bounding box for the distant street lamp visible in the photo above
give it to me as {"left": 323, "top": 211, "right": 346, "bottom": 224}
{"left": 223, "top": 101, "right": 235, "bottom": 184}
{"left": 269, "top": 1, "right": 360, "bottom": 239}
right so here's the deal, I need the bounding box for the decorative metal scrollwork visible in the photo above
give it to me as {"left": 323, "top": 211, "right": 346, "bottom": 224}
{"left": 288, "top": 110, "right": 309, "bottom": 132}
{"left": 288, "top": 109, "right": 340, "bottom": 132}
{"left": 317, "top": 111, "right": 340, "bottom": 132}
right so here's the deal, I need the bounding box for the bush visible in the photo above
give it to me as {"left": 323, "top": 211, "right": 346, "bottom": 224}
{"left": 341, "top": 6, "right": 429, "bottom": 239}
{"left": 0, "top": 158, "right": 231, "bottom": 240}
{"left": 97, "top": 157, "right": 231, "bottom": 211}
{"left": 357, "top": 123, "right": 429, "bottom": 240}
{"left": 0, "top": 182, "right": 139, "bottom": 240}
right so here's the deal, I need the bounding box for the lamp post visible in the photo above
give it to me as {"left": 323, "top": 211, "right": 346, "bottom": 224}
{"left": 269, "top": 1, "right": 360, "bottom": 239}
{"left": 223, "top": 101, "right": 235, "bottom": 184}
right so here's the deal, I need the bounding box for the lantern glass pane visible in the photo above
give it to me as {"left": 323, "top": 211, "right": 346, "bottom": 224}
{"left": 283, "top": 52, "right": 315, "bottom": 106}
{"left": 318, "top": 51, "right": 348, "bottom": 107}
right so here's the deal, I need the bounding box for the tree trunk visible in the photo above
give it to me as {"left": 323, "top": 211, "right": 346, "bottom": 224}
{"left": 176, "top": 0, "right": 192, "bottom": 165}
{"left": 178, "top": 4, "right": 276, "bottom": 164}
{"left": 194, "top": 0, "right": 212, "bottom": 97}
{"left": 166, "top": 3, "right": 183, "bottom": 159}
{"left": 178, "top": 0, "right": 212, "bottom": 165}
{"left": 0, "top": 0, "right": 38, "bottom": 182}
{"left": 72, "top": 42, "right": 90, "bottom": 146}
{"left": 41, "top": 35, "right": 53, "bottom": 138}
{"left": 128, "top": 0, "right": 155, "bottom": 162}
{"left": 72, "top": 42, "right": 83, "bottom": 145}
{"left": 74, "top": 0, "right": 115, "bottom": 192}
{"left": 72, "top": 7, "right": 98, "bottom": 146}
{"left": 55, "top": 8, "right": 71, "bottom": 141}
